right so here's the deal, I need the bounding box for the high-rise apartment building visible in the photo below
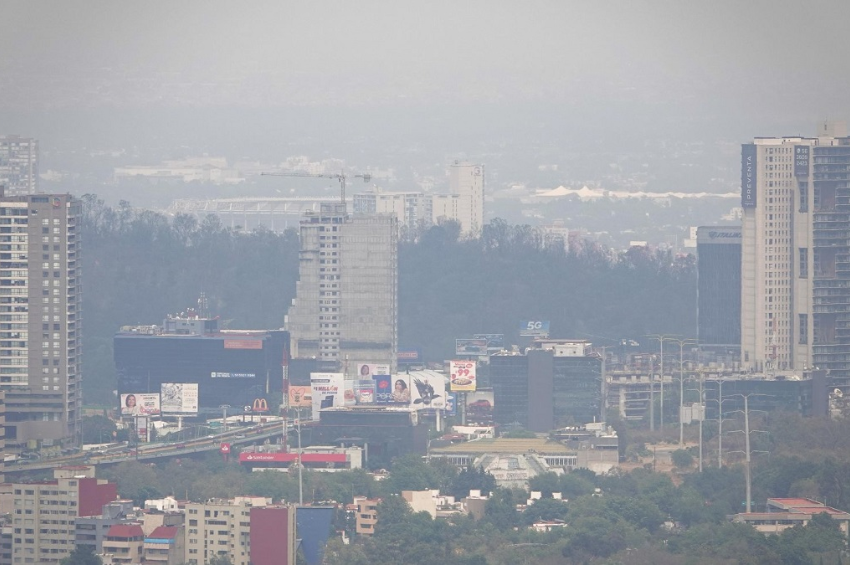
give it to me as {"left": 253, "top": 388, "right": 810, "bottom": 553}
{"left": 11, "top": 466, "right": 117, "bottom": 564}
{"left": 741, "top": 121, "right": 850, "bottom": 384}
{"left": 285, "top": 203, "right": 398, "bottom": 375}
{"left": 184, "top": 497, "right": 295, "bottom": 565}
{"left": 352, "top": 161, "right": 485, "bottom": 238}
{"left": 352, "top": 190, "right": 432, "bottom": 233}
{"left": 448, "top": 161, "right": 485, "bottom": 237}
{"left": 0, "top": 390, "right": 5, "bottom": 483}
{"left": 0, "top": 137, "right": 38, "bottom": 196}
{"left": 0, "top": 191, "right": 82, "bottom": 446}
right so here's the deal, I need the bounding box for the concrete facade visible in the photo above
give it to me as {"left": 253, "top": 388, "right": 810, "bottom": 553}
{"left": 352, "top": 497, "right": 379, "bottom": 537}
{"left": 286, "top": 203, "right": 398, "bottom": 375}
{"left": 741, "top": 122, "right": 850, "bottom": 386}
{"left": 11, "top": 466, "right": 117, "bottom": 564}
{"left": 0, "top": 137, "right": 38, "bottom": 196}
{"left": 448, "top": 161, "right": 485, "bottom": 237}
{"left": 0, "top": 192, "right": 83, "bottom": 446}
{"left": 184, "top": 496, "right": 269, "bottom": 565}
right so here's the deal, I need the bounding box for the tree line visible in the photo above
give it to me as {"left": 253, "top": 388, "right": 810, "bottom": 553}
{"left": 80, "top": 197, "right": 696, "bottom": 404}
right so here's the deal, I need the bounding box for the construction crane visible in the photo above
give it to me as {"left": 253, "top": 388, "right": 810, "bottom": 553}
{"left": 260, "top": 170, "right": 371, "bottom": 207}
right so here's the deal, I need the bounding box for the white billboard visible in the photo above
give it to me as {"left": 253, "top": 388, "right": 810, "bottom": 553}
{"left": 120, "top": 393, "right": 161, "bottom": 416}
{"left": 356, "top": 363, "right": 391, "bottom": 379}
{"left": 310, "top": 373, "right": 345, "bottom": 420}
{"left": 408, "top": 372, "right": 447, "bottom": 411}
{"left": 160, "top": 383, "right": 199, "bottom": 414}
{"left": 449, "top": 360, "right": 477, "bottom": 392}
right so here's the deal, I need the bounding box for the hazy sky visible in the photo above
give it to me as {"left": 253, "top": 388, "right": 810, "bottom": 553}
{"left": 2, "top": 0, "right": 848, "bottom": 117}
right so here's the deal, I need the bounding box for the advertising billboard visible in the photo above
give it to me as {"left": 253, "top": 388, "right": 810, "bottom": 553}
{"left": 160, "top": 383, "right": 199, "bottom": 414}
{"left": 519, "top": 320, "right": 550, "bottom": 338}
{"left": 409, "top": 373, "right": 447, "bottom": 410}
{"left": 210, "top": 371, "right": 256, "bottom": 379}
{"left": 120, "top": 393, "right": 161, "bottom": 416}
{"left": 455, "top": 339, "right": 488, "bottom": 356}
{"left": 356, "top": 363, "right": 391, "bottom": 379}
{"left": 343, "top": 380, "right": 357, "bottom": 407}
{"left": 134, "top": 415, "right": 150, "bottom": 442}
{"left": 465, "top": 389, "right": 495, "bottom": 425}
{"left": 288, "top": 386, "right": 312, "bottom": 408}
{"left": 696, "top": 226, "right": 742, "bottom": 245}
{"left": 741, "top": 143, "right": 757, "bottom": 208}
{"left": 354, "top": 379, "right": 376, "bottom": 404}
{"left": 473, "top": 334, "right": 505, "bottom": 350}
{"left": 223, "top": 339, "right": 263, "bottom": 349}
{"left": 449, "top": 360, "right": 477, "bottom": 392}
{"left": 310, "top": 373, "right": 344, "bottom": 420}
{"left": 445, "top": 392, "right": 457, "bottom": 417}
{"left": 794, "top": 145, "right": 810, "bottom": 177}
{"left": 374, "top": 375, "right": 393, "bottom": 404}
{"left": 397, "top": 349, "right": 421, "bottom": 364}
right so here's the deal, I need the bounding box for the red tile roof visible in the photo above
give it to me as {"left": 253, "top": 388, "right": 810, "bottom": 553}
{"left": 106, "top": 524, "right": 144, "bottom": 538}
{"left": 148, "top": 526, "right": 178, "bottom": 539}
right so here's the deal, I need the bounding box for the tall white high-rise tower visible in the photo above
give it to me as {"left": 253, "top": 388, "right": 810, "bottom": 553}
{"left": 741, "top": 121, "right": 850, "bottom": 386}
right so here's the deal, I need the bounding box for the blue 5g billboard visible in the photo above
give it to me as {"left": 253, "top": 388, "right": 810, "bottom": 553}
{"left": 520, "top": 320, "right": 550, "bottom": 338}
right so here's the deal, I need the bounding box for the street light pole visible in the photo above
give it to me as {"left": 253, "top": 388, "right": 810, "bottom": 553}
{"left": 647, "top": 335, "right": 679, "bottom": 433}
{"left": 668, "top": 338, "right": 697, "bottom": 446}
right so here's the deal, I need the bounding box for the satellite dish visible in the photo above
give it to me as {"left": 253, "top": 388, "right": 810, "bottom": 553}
{"left": 834, "top": 388, "right": 843, "bottom": 397}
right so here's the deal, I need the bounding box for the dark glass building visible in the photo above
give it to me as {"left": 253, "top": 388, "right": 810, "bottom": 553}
{"left": 114, "top": 318, "right": 290, "bottom": 414}
{"left": 697, "top": 226, "right": 742, "bottom": 347}
{"left": 490, "top": 348, "right": 602, "bottom": 432}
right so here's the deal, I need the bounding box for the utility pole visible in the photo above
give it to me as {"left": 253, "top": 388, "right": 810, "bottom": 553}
{"left": 726, "top": 393, "right": 770, "bottom": 513}
{"left": 649, "top": 354, "right": 655, "bottom": 432}
{"left": 295, "top": 409, "right": 303, "bottom": 505}
{"left": 220, "top": 405, "right": 230, "bottom": 434}
{"left": 698, "top": 375, "right": 704, "bottom": 472}
{"left": 744, "top": 395, "right": 751, "bottom": 513}
{"left": 705, "top": 376, "right": 726, "bottom": 468}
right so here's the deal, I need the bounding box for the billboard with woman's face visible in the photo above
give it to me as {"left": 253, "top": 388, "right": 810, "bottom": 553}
{"left": 120, "top": 393, "right": 161, "bottom": 416}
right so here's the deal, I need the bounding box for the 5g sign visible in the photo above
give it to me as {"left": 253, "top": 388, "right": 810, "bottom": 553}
{"left": 519, "top": 320, "right": 550, "bottom": 338}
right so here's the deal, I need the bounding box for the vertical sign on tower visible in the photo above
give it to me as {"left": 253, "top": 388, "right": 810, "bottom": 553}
{"left": 794, "top": 145, "right": 810, "bottom": 177}
{"left": 741, "top": 143, "right": 757, "bottom": 208}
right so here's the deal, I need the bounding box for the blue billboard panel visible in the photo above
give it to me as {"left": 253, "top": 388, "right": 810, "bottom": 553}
{"left": 519, "top": 320, "right": 550, "bottom": 337}
{"left": 373, "top": 375, "right": 393, "bottom": 404}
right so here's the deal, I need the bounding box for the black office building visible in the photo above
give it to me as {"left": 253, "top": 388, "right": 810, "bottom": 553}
{"left": 490, "top": 349, "right": 602, "bottom": 433}
{"left": 114, "top": 319, "right": 290, "bottom": 414}
{"left": 697, "top": 226, "right": 742, "bottom": 347}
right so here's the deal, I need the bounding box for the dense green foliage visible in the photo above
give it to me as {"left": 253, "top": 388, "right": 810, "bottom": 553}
{"left": 60, "top": 546, "right": 103, "bottom": 565}
{"left": 80, "top": 198, "right": 695, "bottom": 404}
{"left": 93, "top": 414, "right": 850, "bottom": 564}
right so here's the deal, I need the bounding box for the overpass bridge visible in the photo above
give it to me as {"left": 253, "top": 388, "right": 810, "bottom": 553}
{"left": 4, "top": 422, "right": 316, "bottom": 477}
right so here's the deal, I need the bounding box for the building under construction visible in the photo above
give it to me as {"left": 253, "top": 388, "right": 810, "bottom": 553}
{"left": 285, "top": 203, "right": 398, "bottom": 376}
